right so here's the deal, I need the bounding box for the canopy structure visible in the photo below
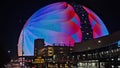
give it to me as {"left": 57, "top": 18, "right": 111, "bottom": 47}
{"left": 18, "top": 2, "right": 109, "bottom": 56}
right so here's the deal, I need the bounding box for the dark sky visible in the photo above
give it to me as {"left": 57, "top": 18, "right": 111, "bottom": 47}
{"left": 1, "top": 0, "right": 120, "bottom": 58}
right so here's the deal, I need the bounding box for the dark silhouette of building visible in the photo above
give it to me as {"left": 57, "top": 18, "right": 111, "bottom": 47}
{"left": 34, "top": 39, "right": 45, "bottom": 57}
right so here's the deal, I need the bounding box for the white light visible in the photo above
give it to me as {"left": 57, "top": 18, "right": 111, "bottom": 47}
{"left": 86, "top": 33, "right": 89, "bottom": 35}
{"left": 118, "top": 58, "right": 120, "bottom": 61}
{"left": 92, "top": 63, "right": 95, "bottom": 66}
{"left": 88, "top": 63, "right": 92, "bottom": 66}
{"left": 111, "top": 65, "right": 114, "bottom": 68}
{"left": 77, "top": 62, "right": 83, "bottom": 66}
{"left": 101, "top": 52, "right": 104, "bottom": 54}
{"left": 80, "top": 63, "right": 82, "bottom": 66}
{"left": 83, "top": 54, "right": 85, "bottom": 56}
{"left": 98, "top": 40, "right": 101, "bottom": 43}
{"left": 117, "top": 49, "right": 119, "bottom": 52}
{"left": 8, "top": 50, "right": 11, "bottom": 53}
{"left": 111, "top": 50, "right": 114, "bottom": 53}
{"left": 106, "top": 51, "right": 109, "bottom": 54}
{"left": 111, "top": 58, "right": 114, "bottom": 61}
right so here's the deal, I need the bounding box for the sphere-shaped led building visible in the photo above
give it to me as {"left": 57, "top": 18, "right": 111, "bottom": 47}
{"left": 18, "top": 2, "right": 109, "bottom": 56}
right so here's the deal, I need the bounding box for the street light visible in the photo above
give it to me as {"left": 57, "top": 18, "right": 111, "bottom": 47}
{"left": 98, "top": 40, "right": 101, "bottom": 44}
{"left": 8, "top": 50, "right": 11, "bottom": 54}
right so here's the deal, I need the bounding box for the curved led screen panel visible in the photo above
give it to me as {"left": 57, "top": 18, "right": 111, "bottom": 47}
{"left": 18, "top": 2, "right": 82, "bottom": 56}
{"left": 18, "top": 2, "right": 109, "bottom": 56}
{"left": 83, "top": 6, "right": 109, "bottom": 38}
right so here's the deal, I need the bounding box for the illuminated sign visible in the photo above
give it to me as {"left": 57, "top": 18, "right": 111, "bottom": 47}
{"left": 33, "top": 57, "right": 45, "bottom": 64}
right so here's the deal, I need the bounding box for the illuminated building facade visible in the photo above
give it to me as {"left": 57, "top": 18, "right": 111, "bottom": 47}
{"left": 33, "top": 39, "right": 74, "bottom": 68}
{"left": 18, "top": 2, "right": 109, "bottom": 56}
{"left": 32, "top": 31, "right": 120, "bottom": 68}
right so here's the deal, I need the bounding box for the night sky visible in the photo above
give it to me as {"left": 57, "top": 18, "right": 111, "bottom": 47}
{"left": 0, "top": 0, "right": 120, "bottom": 65}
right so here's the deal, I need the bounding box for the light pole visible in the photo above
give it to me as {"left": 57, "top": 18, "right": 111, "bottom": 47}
{"left": 22, "top": 30, "right": 24, "bottom": 68}
{"left": 8, "top": 50, "right": 11, "bottom": 60}
{"left": 97, "top": 40, "right": 101, "bottom": 68}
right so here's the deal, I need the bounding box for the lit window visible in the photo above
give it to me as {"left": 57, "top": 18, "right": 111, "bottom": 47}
{"left": 111, "top": 58, "right": 114, "bottom": 61}
{"left": 98, "top": 40, "right": 101, "bottom": 43}
{"left": 111, "top": 65, "right": 114, "bottom": 68}
{"left": 86, "top": 33, "right": 89, "bottom": 35}
{"left": 118, "top": 58, "right": 120, "bottom": 61}
{"left": 84, "top": 21, "right": 87, "bottom": 23}
{"left": 111, "top": 50, "right": 114, "bottom": 53}
{"left": 83, "top": 54, "right": 85, "bottom": 57}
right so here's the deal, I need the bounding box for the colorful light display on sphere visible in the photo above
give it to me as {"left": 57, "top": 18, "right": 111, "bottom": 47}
{"left": 18, "top": 2, "right": 109, "bottom": 56}
{"left": 83, "top": 6, "right": 109, "bottom": 38}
